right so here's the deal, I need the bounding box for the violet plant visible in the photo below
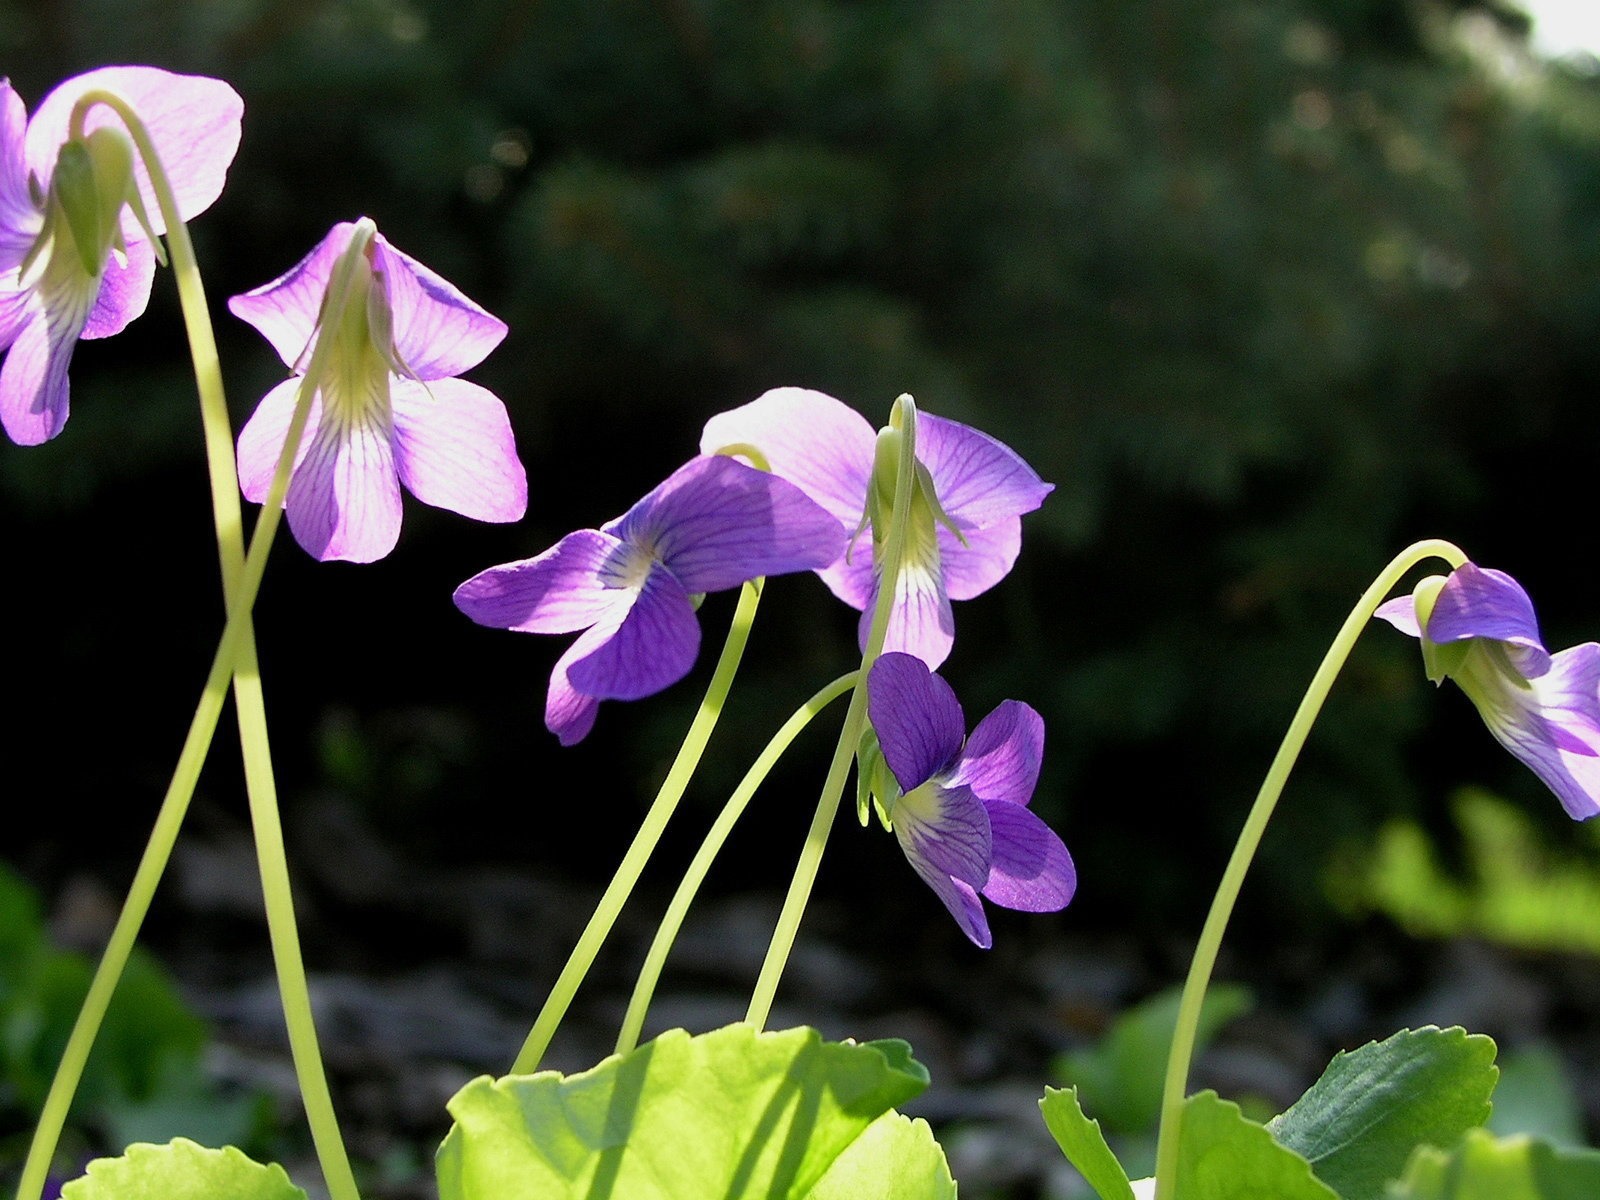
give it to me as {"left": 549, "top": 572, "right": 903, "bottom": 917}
{"left": 7, "top": 60, "right": 1600, "bottom": 1200}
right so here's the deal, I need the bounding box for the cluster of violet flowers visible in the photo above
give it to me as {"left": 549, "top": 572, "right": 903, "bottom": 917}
{"left": 8, "top": 60, "right": 1600, "bottom": 1200}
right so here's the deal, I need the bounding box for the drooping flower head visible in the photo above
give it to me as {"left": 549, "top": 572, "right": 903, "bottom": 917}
{"left": 701, "top": 388, "right": 1051, "bottom": 669}
{"left": 232, "top": 218, "right": 527, "bottom": 562}
{"left": 0, "top": 67, "right": 242, "bottom": 444}
{"left": 454, "top": 454, "right": 845, "bottom": 745}
{"left": 864, "top": 651, "right": 1075, "bottom": 947}
{"left": 1376, "top": 562, "right": 1600, "bottom": 820}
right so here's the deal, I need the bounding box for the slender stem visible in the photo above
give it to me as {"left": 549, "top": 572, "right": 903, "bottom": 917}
{"left": 1149, "top": 538, "right": 1467, "bottom": 1200}
{"left": 616, "top": 673, "right": 858, "bottom": 1056}
{"left": 744, "top": 398, "right": 919, "bottom": 1030}
{"left": 510, "top": 579, "right": 766, "bottom": 1075}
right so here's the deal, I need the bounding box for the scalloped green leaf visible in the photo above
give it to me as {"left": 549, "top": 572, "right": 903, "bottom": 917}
{"left": 1177, "top": 1091, "right": 1340, "bottom": 1200}
{"left": 805, "top": 1111, "right": 955, "bottom": 1199}
{"left": 58, "top": 1138, "right": 306, "bottom": 1200}
{"left": 1268, "top": 1026, "right": 1497, "bottom": 1200}
{"left": 1391, "top": 1129, "right": 1600, "bottom": 1199}
{"left": 436, "top": 1023, "right": 938, "bottom": 1200}
{"left": 1040, "top": 1085, "right": 1136, "bottom": 1200}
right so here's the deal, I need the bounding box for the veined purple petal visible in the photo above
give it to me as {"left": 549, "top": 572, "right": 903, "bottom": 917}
{"left": 818, "top": 537, "right": 875, "bottom": 610}
{"left": 0, "top": 279, "right": 35, "bottom": 349}
{"left": 699, "top": 387, "right": 876, "bottom": 530}
{"left": 566, "top": 562, "right": 701, "bottom": 700}
{"left": 371, "top": 238, "right": 507, "bottom": 380}
{"left": 236, "top": 377, "right": 318, "bottom": 502}
{"left": 607, "top": 456, "right": 843, "bottom": 593}
{"left": 282, "top": 412, "right": 403, "bottom": 562}
{"left": 906, "top": 862, "right": 992, "bottom": 949}
{"left": 939, "top": 518, "right": 1020, "bottom": 602}
{"left": 981, "top": 801, "right": 1077, "bottom": 912}
{"left": 867, "top": 652, "right": 966, "bottom": 791}
{"left": 947, "top": 700, "right": 1044, "bottom": 807}
{"left": 229, "top": 223, "right": 351, "bottom": 371}
{"left": 917, "top": 411, "right": 1052, "bottom": 527}
{"left": 860, "top": 538, "right": 956, "bottom": 670}
{"left": 546, "top": 623, "right": 611, "bottom": 747}
{"left": 454, "top": 530, "right": 630, "bottom": 634}
{"left": 1427, "top": 564, "right": 1550, "bottom": 676}
{"left": 0, "top": 81, "right": 38, "bottom": 271}
{"left": 390, "top": 377, "right": 526, "bottom": 523}
{"left": 1374, "top": 593, "right": 1423, "bottom": 638}
{"left": 894, "top": 781, "right": 992, "bottom": 889}
{"left": 26, "top": 66, "right": 242, "bottom": 235}
{"left": 79, "top": 236, "right": 154, "bottom": 339}
{"left": 0, "top": 288, "right": 89, "bottom": 445}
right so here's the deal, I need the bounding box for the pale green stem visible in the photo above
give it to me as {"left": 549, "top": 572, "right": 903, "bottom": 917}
{"left": 616, "top": 672, "right": 859, "bottom": 1056}
{"left": 510, "top": 579, "right": 766, "bottom": 1075}
{"left": 744, "top": 398, "right": 919, "bottom": 1030}
{"left": 1150, "top": 538, "right": 1468, "bottom": 1200}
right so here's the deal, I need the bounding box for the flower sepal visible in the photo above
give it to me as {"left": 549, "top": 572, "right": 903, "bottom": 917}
{"left": 1405, "top": 574, "right": 1471, "bottom": 684}
{"left": 49, "top": 128, "right": 138, "bottom": 279}
{"left": 855, "top": 724, "right": 898, "bottom": 831}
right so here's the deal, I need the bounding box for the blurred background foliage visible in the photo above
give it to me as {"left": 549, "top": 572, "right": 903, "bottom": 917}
{"left": 5, "top": 0, "right": 1600, "bottom": 954}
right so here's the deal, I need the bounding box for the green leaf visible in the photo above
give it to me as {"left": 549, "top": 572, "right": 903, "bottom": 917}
{"left": 1055, "top": 983, "right": 1252, "bottom": 1133}
{"left": 59, "top": 1139, "right": 306, "bottom": 1200}
{"left": 805, "top": 1111, "right": 955, "bottom": 1199}
{"left": 1177, "top": 1091, "right": 1340, "bottom": 1200}
{"left": 1391, "top": 1129, "right": 1600, "bottom": 1199}
{"left": 1039, "top": 1085, "right": 1136, "bottom": 1200}
{"left": 436, "top": 1024, "right": 941, "bottom": 1200}
{"left": 1268, "top": 1026, "right": 1497, "bottom": 1200}
{"left": 1486, "top": 1044, "right": 1584, "bottom": 1149}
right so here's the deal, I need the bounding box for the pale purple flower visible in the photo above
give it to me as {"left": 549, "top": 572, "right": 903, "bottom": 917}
{"left": 701, "top": 388, "right": 1051, "bottom": 669}
{"left": 1377, "top": 562, "right": 1600, "bottom": 820}
{"left": 0, "top": 66, "right": 242, "bottom": 444}
{"left": 232, "top": 219, "right": 526, "bottom": 562}
{"left": 454, "top": 454, "right": 845, "bottom": 745}
{"left": 867, "top": 651, "right": 1075, "bottom": 947}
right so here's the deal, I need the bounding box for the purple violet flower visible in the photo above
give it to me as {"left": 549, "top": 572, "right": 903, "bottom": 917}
{"left": 454, "top": 454, "right": 845, "bottom": 745}
{"left": 866, "top": 651, "right": 1075, "bottom": 947}
{"left": 701, "top": 388, "right": 1051, "bottom": 669}
{"left": 231, "top": 219, "right": 527, "bottom": 562}
{"left": 0, "top": 67, "right": 242, "bottom": 444}
{"left": 1376, "top": 562, "right": 1600, "bottom": 820}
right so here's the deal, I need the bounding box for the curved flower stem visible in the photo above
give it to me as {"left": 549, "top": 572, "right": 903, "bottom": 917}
{"left": 1149, "top": 537, "right": 1468, "bottom": 1200}
{"left": 744, "top": 396, "right": 919, "bottom": 1030}
{"left": 510, "top": 578, "right": 766, "bottom": 1076}
{"left": 615, "top": 672, "right": 859, "bottom": 1056}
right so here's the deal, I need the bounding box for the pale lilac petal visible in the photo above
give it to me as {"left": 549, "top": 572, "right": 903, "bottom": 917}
{"left": 389, "top": 377, "right": 526, "bottom": 523}
{"left": 981, "top": 801, "right": 1077, "bottom": 912}
{"left": 0, "top": 81, "right": 39, "bottom": 270}
{"left": 454, "top": 530, "right": 627, "bottom": 634}
{"left": 0, "top": 291, "right": 88, "bottom": 445}
{"left": 371, "top": 238, "right": 506, "bottom": 380}
{"left": 917, "top": 411, "right": 1052, "bottom": 527}
{"left": 817, "top": 539, "right": 875, "bottom": 610}
{"left": 237, "top": 377, "right": 318, "bottom": 502}
{"left": 566, "top": 562, "right": 701, "bottom": 700}
{"left": 947, "top": 700, "right": 1044, "bottom": 807}
{"left": 699, "top": 387, "right": 876, "bottom": 529}
{"left": 867, "top": 652, "right": 965, "bottom": 791}
{"left": 26, "top": 66, "right": 242, "bottom": 233}
{"left": 939, "top": 518, "right": 1020, "bottom": 602}
{"left": 1427, "top": 564, "right": 1550, "bottom": 676}
{"left": 1470, "top": 642, "right": 1600, "bottom": 821}
{"left": 0, "top": 277, "right": 35, "bottom": 347}
{"left": 79, "top": 236, "right": 154, "bottom": 339}
{"left": 229, "top": 223, "right": 352, "bottom": 370}
{"left": 283, "top": 415, "right": 403, "bottom": 562}
{"left": 546, "top": 622, "right": 613, "bottom": 747}
{"left": 609, "top": 456, "right": 843, "bottom": 593}
{"left": 861, "top": 544, "right": 956, "bottom": 670}
{"left": 906, "top": 864, "right": 992, "bottom": 949}
{"left": 1374, "top": 594, "right": 1423, "bottom": 638}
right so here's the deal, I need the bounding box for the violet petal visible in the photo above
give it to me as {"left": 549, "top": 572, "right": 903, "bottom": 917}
{"left": 981, "top": 801, "right": 1077, "bottom": 912}
{"left": 947, "top": 700, "right": 1044, "bottom": 807}
{"left": 236, "top": 377, "right": 318, "bottom": 503}
{"left": 454, "top": 530, "right": 628, "bottom": 634}
{"left": 228, "top": 222, "right": 351, "bottom": 371}
{"left": 546, "top": 624, "right": 610, "bottom": 746}
{"left": 371, "top": 238, "right": 507, "bottom": 380}
{"left": 79, "top": 236, "right": 154, "bottom": 339}
{"left": 867, "top": 652, "right": 966, "bottom": 791}
{"left": 0, "top": 81, "right": 38, "bottom": 271}
{"left": 1427, "top": 563, "right": 1550, "bottom": 676}
{"left": 0, "top": 300, "right": 84, "bottom": 445}
{"left": 939, "top": 518, "right": 1021, "bottom": 602}
{"left": 566, "top": 561, "right": 702, "bottom": 701}
{"left": 390, "top": 377, "right": 526, "bottom": 523}
{"left": 917, "top": 411, "right": 1052, "bottom": 527}
{"left": 1472, "top": 641, "right": 1600, "bottom": 821}
{"left": 283, "top": 411, "right": 403, "bottom": 563}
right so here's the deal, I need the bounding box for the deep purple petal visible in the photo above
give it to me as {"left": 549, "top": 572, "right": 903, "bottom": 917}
{"left": 453, "top": 529, "right": 627, "bottom": 634}
{"left": 229, "top": 222, "right": 352, "bottom": 371}
{"left": 566, "top": 562, "right": 701, "bottom": 700}
{"left": 901, "top": 859, "right": 992, "bottom": 949}
{"left": 981, "top": 801, "right": 1077, "bottom": 912}
{"left": 236, "top": 377, "right": 318, "bottom": 502}
{"left": 699, "top": 387, "right": 876, "bottom": 530}
{"left": 546, "top": 624, "right": 610, "bottom": 746}
{"left": 0, "top": 81, "right": 39, "bottom": 271}
{"left": 371, "top": 237, "right": 507, "bottom": 380}
{"left": 939, "top": 518, "right": 1020, "bottom": 602}
{"left": 860, "top": 540, "right": 956, "bottom": 670}
{"left": 917, "top": 411, "right": 1052, "bottom": 527}
{"left": 607, "top": 456, "right": 844, "bottom": 593}
{"left": 79, "top": 236, "right": 154, "bottom": 339}
{"left": 389, "top": 377, "right": 526, "bottom": 523}
{"left": 947, "top": 700, "right": 1044, "bottom": 807}
{"left": 867, "top": 652, "right": 966, "bottom": 792}
{"left": 1374, "top": 594, "right": 1423, "bottom": 639}
{"left": 0, "top": 297, "right": 85, "bottom": 445}
{"left": 26, "top": 66, "right": 242, "bottom": 234}
{"left": 282, "top": 413, "right": 403, "bottom": 562}
{"left": 895, "top": 781, "right": 992, "bottom": 890}
{"left": 1427, "top": 564, "right": 1550, "bottom": 676}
